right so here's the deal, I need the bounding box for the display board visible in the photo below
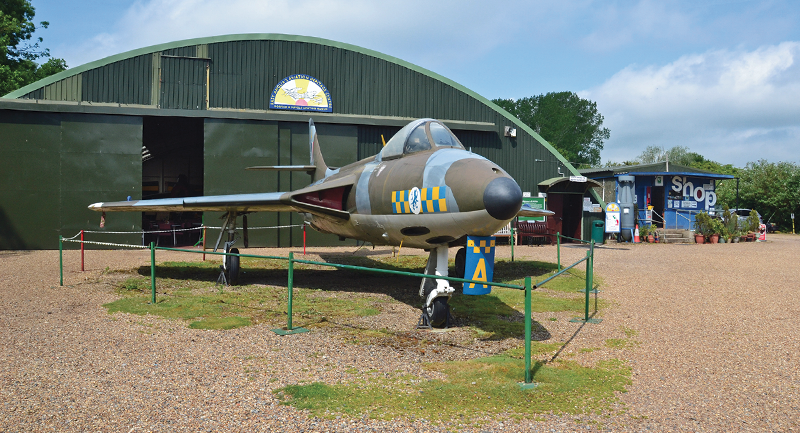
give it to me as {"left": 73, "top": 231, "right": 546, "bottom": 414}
{"left": 519, "top": 197, "right": 546, "bottom": 222}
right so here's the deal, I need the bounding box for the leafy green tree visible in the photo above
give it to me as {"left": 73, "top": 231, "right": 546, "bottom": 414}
{"left": 633, "top": 145, "right": 736, "bottom": 174}
{"left": 716, "top": 160, "right": 800, "bottom": 230}
{"left": 1, "top": 0, "right": 66, "bottom": 96}
{"left": 493, "top": 91, "right": 610, "bottom": 167}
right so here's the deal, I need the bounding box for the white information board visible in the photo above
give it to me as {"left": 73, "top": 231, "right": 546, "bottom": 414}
{"left": 605, "top": 202, "right": 621, "bottom": 233}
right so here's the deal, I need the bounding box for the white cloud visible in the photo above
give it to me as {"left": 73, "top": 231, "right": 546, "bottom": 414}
{"left": 62, "top": 0, "right": 541, "bottom": 71}
{"left": 581, "top": 0, "right": 694, "bottom": 52}
{"left": 584, "top": 42, "right": 800, "bottom": 166}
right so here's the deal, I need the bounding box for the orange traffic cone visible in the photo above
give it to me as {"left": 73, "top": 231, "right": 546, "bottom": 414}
{"left": 634, "top": 224, "right": 640, "bottom": 243}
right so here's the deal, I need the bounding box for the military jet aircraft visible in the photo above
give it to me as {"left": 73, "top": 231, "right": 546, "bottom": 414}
{"left": 89, "top": 118, "right": 552, "bottom": 327}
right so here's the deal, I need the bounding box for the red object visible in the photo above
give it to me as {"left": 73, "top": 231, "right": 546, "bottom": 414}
{"left": 80, "top": 230, "right": 85, "bottom": 271}
{"left": 634, "top": 225, "right": 640, "bottom": 243}
{"left": 202, "top": 226, "right": 207, "bottom": 261}
{"left": 295, "top": 186, "right": 347, "bottom": 210}
{"left": 303, "top": 224, "right": 307, "bottom": 255}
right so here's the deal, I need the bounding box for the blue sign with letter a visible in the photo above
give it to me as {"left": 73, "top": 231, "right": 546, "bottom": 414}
{"left": 463, "top": 235, "right": 496, "bottom": 295}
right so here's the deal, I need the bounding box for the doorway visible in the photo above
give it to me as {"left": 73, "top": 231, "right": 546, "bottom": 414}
{"left": 651, "top": 186, "right": 665, "bottom": 228}
{"left": 141, "top": 116, "right": 204, "bottom": 245}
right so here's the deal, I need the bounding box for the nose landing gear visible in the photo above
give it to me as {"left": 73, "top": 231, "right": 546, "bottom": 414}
{"left": 418, "top": 245, "right": 455, "bottom": 328}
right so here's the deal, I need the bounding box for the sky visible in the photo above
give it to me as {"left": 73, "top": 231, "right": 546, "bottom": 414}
{"left": 28, "top": 0, "right": 800, "bottom": 167}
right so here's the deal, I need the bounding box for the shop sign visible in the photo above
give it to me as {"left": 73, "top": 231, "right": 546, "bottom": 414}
{"left": 671, "top": 176, "right": 717, "bottom": 209}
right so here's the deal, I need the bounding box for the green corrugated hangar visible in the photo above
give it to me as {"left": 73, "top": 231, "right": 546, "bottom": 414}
{"left": 0, "top": 33, "right": 600, "bottom": 250}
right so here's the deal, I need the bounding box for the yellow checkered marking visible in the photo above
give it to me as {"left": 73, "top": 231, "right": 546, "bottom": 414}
{"left": 392, "top": 186, "right": 448, "bottom": 214}
{"left": 467, "top": 238, "right": 495, "bottom": 254}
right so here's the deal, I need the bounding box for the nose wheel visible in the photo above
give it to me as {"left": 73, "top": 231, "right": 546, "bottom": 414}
{"left": 417, "top": 246, "right": 455, "bottom": 329}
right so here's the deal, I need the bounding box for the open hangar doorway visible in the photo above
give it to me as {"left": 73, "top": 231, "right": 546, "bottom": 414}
{"left": 141, "top": 116, "right": 204, "bottom": 246}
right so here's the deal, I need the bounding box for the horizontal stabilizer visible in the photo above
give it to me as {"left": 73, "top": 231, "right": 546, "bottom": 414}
{"left": 246, "top": 165, "right": 316, "bottom": 173}
{"left": 517, "top": 203, "right": 555, "bottom": 218}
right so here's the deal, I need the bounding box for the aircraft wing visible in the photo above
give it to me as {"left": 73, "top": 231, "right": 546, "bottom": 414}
{"left": 517, "top": 203, "right": 555, "bottom": 218}
{"left": 88, "top": 192, "right": 294, "bottom": 213}
{"left": 89, "top": 177, "right": 354, "bottom": 221}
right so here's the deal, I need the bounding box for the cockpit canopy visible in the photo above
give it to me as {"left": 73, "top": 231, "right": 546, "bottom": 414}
{"left": 378, "top": 119, "right": 465, "bottom": 161}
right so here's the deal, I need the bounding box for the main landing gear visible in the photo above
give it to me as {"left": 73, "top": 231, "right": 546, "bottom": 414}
{"left": 215, "top": 212, "right": 245, "bottom": 286}
{"left": 418, "top": 245, "right": 455, "bottom": 328}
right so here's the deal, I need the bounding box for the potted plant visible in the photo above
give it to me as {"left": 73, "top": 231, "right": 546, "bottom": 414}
{"left": 709, "top": 218, "right": 723, "bottom": 244}
{"left": 693, "top": 212, "right": 710, "bottom": 244}
{"left": 722, "top": 206, "right": 738, "bottom": 243}
{"left": 639, "top": 224, "right": 651, "bottom": 242}
{"left": 746, "top": 211, "right": 761, "bottom": 241}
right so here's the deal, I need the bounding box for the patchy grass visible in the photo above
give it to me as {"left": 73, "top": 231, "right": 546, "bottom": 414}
{"left": 105, "top": 254, "right": 595, "bottom": 337}
{"left": 103, "top": 259, "right": 384, "bottom": 330}
{"left": 103, "top": 251, "right": 630, "bottom": 421}
{"left": 274, "top": 355, "right": 631, "bottom": 422}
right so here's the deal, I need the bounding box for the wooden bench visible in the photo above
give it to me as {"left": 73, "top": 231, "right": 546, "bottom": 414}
{"left": 515, "top": 221, "right": 554, "bottom": 246}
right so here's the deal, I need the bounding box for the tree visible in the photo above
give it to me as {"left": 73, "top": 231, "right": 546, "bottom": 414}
{"left": 716, "top": 160, "right": 800, "bottom": 230}
{"left": 1, "top": 0, "right": 67, "bottom": 96}
{"left": 635, "top": 145, "right": 692, "bottom": 165}
{"left": 493, "top": 91, "right": 610, "bottom": 167}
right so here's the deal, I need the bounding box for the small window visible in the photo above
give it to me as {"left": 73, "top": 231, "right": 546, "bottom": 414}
{"left": 429, "top": 122, "right": 463, "bottom": 148}
{"left": 403, "top": 124, "right": 431, "bottom": 154}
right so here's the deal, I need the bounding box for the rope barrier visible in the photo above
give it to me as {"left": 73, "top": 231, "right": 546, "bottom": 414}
{"left": 63, "top": 232, "right": 82, "bottom": 241}
{"left": 62, "top": 238, "right": 149, "bottom": 249}
{"left": 79, "top": 224, "right": 304, "bottom": 235}
{"left": 203, "top": 224, "right": 303, "bottom": 230}
{"left": 82, "top": 226, "right": 204, "bottom": 235}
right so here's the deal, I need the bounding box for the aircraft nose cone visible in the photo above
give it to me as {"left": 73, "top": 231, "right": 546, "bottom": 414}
{"left": 483, "top": 177, "right": 523, "bottom": 220}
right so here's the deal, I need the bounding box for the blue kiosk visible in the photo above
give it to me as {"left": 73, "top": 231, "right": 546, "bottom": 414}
{"left": 580, "top": 163, "right": 735, "bottom": 230}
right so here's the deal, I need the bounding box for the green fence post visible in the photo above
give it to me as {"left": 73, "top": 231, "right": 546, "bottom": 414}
{"left": 150, "top": 242, "right": 156, "bottom": 304}
{"left": 584, "top": 249, "right": 591, "bottom": 321}
{"left": 288, "top": 251, "right": 294, "bottom": 330}
{"left": 519, "top": 276, "right": 536, "bottom": 389}
{"left": 59, "top": 235, "right": 63, "bottom": 286}
{"left": 272, "top": 252, "right": 308, "bottom": 335}
{"left": 589, "top": 240, "right": 594, "bottom": 295}
{"left": 525, "top": 276, "right": 532, "bottom": 382}
{"left": 557, "top": 232, "right": 561, "bottom": 271}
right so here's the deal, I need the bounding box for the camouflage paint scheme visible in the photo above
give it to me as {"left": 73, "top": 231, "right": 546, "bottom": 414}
{"left": 90, "top": 118, "right": 550, "bottom": 250}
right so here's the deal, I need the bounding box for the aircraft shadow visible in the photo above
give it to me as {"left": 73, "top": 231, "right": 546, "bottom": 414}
{"left": 136, "top": 253, "right": 554, "bottom": 340}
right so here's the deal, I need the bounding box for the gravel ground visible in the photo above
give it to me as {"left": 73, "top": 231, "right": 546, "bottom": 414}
{"left": 1, "top": 234, "right": 799, "bottom": 432}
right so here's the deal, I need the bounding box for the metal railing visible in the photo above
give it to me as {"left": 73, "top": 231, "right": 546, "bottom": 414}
{"left": 58, "top": 235, "right": 598, "bottom": 387}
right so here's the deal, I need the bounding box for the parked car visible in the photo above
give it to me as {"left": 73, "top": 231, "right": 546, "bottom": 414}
{"left": 729, "top": 209, "right": 776, "bottom": 232}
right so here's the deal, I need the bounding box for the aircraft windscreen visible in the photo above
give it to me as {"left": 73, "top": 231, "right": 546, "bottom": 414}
{"left": 429, "top": 122, "right": 464, "bottom": 149}
{"left": 403, "top": 124, "right": 432, "bottom": 154}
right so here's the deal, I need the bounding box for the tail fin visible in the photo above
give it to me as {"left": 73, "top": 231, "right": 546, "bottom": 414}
{"left": 245, "top": 119, "right": 332, "bottom": 183}
{"left": 309, "top": 119, "right": 330, "bottom": 183}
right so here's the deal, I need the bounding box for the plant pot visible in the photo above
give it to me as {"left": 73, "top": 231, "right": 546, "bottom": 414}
{"left": 647, "top": 235, "right": 654, "bottom": 243}
{"left": 695, "top": 234, "right": 705, "bottom": 244}
{"left": 732, "top": 236, "right": 740, "bottom": 243}
{"left": 710, "top": 234, "right": 719, "bottom": 244}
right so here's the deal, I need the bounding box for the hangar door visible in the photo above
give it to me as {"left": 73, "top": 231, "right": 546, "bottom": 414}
{"left": 203, "top": 119, "right": 358, "bottom": 248}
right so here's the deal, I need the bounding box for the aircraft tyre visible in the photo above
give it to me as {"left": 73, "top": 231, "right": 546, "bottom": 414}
{"left": 426, "top": 296, "right": 449, "bottom": 328}
{"left": 454, "top": 247, "right": 466, "bottom": 290}
{"left": 227, "top": 248, "right": 240, "bottom": 285}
